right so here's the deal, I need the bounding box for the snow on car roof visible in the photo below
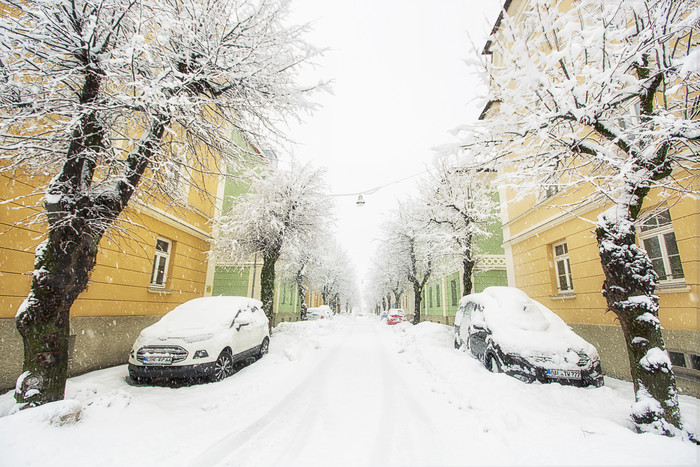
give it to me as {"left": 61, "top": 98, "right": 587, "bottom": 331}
{"left": 158, "top": 296, "right": 262, "bottom": 328}
{"left": 388, "top": 309, "right": 405, "bottom": 315}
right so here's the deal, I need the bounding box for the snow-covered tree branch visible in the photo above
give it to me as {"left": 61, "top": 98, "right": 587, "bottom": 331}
{"left": 420, "top": 158, "right": 499, "bottom": 296}
{"left": 214, "top": 161, "right": 332, "bottom": 323}
{"left": 378, "top": 198, "right": 434, "bottom": 325}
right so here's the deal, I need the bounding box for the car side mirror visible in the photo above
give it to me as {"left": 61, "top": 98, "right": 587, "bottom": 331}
{"left": 235, "top": 322, "right": 250, "bottom": 332}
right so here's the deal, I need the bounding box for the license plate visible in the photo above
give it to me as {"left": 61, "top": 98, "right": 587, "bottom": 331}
{"left": 546, "top": 369, "right": 581, "bottom": 379}
{"left": 144, "top": 355, "right": 172, "bottom": 365}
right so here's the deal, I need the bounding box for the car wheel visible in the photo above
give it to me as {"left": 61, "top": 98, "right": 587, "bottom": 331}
{"left": 130, "top": 375, "right": 150, "bottom": 386}
{"left": 211, "top": 350, "right": 234, "bottom": 382}
{"left": 258, "top": 337, "right": 270, "bottom": 359}
{"left": 486, "top": 352, "right": 502, "bottom": 373}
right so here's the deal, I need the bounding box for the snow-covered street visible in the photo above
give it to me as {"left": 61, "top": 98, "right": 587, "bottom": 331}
{"left": 1, "top": 316, "right": 698, "bottom": 466}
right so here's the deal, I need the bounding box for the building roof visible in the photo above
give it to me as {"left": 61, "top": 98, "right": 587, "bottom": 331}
{"left": 482, "top": 0, "right": 514, "bottom": 55}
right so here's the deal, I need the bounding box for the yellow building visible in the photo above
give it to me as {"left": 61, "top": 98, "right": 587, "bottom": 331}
{"left": 0, "top": 166, "right": 223, "bottom": 390}
{"left": 486, "top": 0, "right": 699, "bottom": 396}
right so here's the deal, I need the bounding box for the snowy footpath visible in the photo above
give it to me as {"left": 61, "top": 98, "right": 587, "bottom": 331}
{"left": 1, "top": 316, "right": 698, "bottom": 466}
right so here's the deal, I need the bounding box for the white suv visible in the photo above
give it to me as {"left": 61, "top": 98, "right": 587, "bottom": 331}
{"left": 128, "top": 296, "right": 269, "bottom": 383}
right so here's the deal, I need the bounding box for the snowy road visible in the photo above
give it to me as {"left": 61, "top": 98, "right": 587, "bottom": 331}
{"left": 192, "top": 319, "right": 465, "bottom": 467}
{"left": 1, "top": 316, "right": 698, "bottom": 466}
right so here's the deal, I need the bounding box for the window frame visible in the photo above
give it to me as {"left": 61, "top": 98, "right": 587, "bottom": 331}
{"left": 150, "top": 237, "right": 172, "bottom": 289}
{"left": 638, "top": 210, "right": 685, "bottom": 286}
{"left": 450, "top": 279, "right": 459, "bottom": 307}
{"left": 553, "top": 241, "right": 574, "bottom": 294}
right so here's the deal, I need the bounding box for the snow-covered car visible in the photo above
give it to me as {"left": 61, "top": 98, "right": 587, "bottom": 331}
{"left": 454, "top": 287, "right": 603, "bottom": 387}
{"left": 305, "top": 305, "right": 333, "bottom": 320}
{"left": 128, "top": 296, "right": 269, "bottom": 383}
{"left": 386, "top": 309, "right": 407, "bottom": 325}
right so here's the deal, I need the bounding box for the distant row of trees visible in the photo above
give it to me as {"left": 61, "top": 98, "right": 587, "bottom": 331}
{"left": 366, "top": 160, "right": 499, "bottom": 325}
{"left": 213, "top": 160, "right": 359, "bottom": 323}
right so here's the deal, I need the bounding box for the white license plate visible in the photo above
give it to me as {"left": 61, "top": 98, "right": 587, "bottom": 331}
{"left": 144, "top": 355, "right": 172, "bottom": 365}
{"left": 546, "top": 369, "right": 581, "bottom": 379}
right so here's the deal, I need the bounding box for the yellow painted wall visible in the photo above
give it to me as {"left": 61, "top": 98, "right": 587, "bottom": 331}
{"left": 0, "top": 166, "right": 218, "bottom": 320}
{"left": 505, "top": 193, "right": 698, "bottom": 332}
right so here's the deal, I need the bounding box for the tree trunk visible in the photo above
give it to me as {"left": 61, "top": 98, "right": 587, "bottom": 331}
{"left": 412, "top": 283, "right": 423, "bottom": 325}
{"left": 392, "top": 289, "right": 403, "bottom": 309}
{"left": 296, "top": 278, "right": 307, "bottom": 320}
{"left": 260, "top": 251, "right": 279, "bottom": 325}
{"left": 596, "top": 206, "right": 687, "bottom": 438}
{"left": 462, "top": 256, "right": 475, "bottom": 296}
{"left": 15, "top": 229, "right": 100, "bottom": 407}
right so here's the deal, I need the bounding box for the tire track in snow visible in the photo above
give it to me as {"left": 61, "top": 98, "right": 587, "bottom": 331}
{"left": 370, "top": 327, "right": 439, "bottom": 466}
{"left": 187, "top": 333, "right": 346, "bottom": 467}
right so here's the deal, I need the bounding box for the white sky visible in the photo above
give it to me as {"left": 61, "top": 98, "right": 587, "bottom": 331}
{"left": 285, "top": 0, "right": 503, "bottom": 291}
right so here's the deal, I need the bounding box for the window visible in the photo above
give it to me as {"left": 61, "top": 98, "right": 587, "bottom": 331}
{"left": 435, "top": 284, "right": 441, "bottom": 308}
{"left": 428, "top": 287, "right": 433, "bottom": 308}
{"left": 150, "top": 238, "right": 172, "bottom": 288}
{"left": 553, "top": 241, "right": 574, "bottom": 293}
{"left": 464, "top": 302, "right": 475, "bottom": 319}
{"left": 639, "top": 210, "right": 685, "bottom": 283}
{"left": 668, "top": 351, "right": 686, "bottom": 368}
{"left": 668, "top": 350, "right": 700, "bottom": 373}
{"left": 450, "top": 279, "right": 459, "bottom": 307}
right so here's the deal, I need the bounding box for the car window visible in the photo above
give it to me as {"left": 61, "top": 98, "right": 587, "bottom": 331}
{"left": 465, "top": 302, "right": 475, "bottom": 318}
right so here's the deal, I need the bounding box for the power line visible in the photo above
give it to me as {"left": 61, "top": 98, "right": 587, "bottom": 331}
{"left": 329, "top": 170, "right": 428, "bottom": 197}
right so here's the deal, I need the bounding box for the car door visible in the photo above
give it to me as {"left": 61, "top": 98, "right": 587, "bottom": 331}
{"left": 232, "top": 306, "right": 257, "bottom": 356}
{"left": 457, "top": 302, "right": 473, "bottom": 346}
{"left": 248, "top": 306, "right": 266, "bottom": 346}
{"left": 468, "top": 304, "right": 488, "bottom": 360}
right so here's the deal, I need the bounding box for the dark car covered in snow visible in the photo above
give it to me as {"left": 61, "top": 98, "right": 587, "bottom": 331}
{"left": 454, "top": 287, "right": 603, "bottom": 387}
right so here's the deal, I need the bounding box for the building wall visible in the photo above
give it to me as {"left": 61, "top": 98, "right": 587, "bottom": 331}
{"left": 0, "top": 167, "right": 219, "bottom": 390}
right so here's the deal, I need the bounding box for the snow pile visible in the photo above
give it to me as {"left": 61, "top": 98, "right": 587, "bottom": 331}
{"left": 272, "top": 317, "right": 340, "bottom": 361}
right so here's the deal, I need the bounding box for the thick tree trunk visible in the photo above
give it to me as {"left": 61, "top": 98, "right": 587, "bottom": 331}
{"left": 296, "top": 279, "right": 307, "bottom": 320}
{"left": 596, "top": 205, "right": 688, "bottom": 439}
{"left": 462, "top": 256, "right": 475, "bottom": 296}
{"left": 260, "top": 251, "right": 279, "bottom": 325}
{"left": 412, "top": 283, "right": 423, "bottom": 325}
{"left": 15, "top": 230, "right": 100, "bottom": 407}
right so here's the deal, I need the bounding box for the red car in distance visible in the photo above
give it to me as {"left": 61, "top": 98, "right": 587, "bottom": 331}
{"left": 386, "top": 309, "right": 407, "bottom": 325}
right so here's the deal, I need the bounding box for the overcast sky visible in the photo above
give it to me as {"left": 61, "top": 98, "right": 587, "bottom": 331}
{"left": 284, "top": 0, "right": 503, "bottom": 300}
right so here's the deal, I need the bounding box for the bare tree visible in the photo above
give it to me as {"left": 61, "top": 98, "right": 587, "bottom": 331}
{"left": 421, "top": 159, "right": 499, "bottom": 296}
{"left": 0, "top": 0, "right": 319, "bottom": 408}
{"left": 214, "top": 161, "right": 331, "bottom": 323}
{"left": 464, "top": 0, "right": 698, "bottom": 439}
{"left": 380, "top": 199, "right": 434, "bottom": 325}
{"left": 310, "top": 240, "right": 358, "bottom": 314}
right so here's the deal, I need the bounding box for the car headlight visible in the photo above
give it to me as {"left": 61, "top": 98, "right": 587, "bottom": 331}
{"left": 183, "top": 333, "right": 214, "bottom": 343}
